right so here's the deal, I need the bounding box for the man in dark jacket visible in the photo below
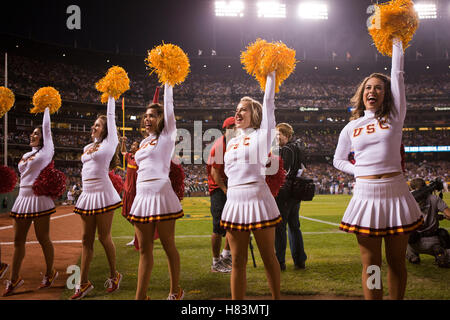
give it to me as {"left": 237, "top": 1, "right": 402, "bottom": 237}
{"left": 274, "top": 123, "right": 307, "bottom": 271}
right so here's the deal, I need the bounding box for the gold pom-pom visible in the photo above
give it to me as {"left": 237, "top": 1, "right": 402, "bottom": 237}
{"left": 31, "top": 87, "right": 62, "bottom": 114}
{"left": 95, "top": 66, "right": 130, "bottom": 103}
{"left": 240, "top": 39, "right": 297, "bottom": 93}
{"left": 145, "top": 43, "right": 190, "bottom": 86}
{"left": 368, "top": 0, "right": 419, "bottom": 57}
{"left": 0, "top": 86, "right": 15, "bottom": 118}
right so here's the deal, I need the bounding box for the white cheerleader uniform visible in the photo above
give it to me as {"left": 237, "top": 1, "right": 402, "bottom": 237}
{"left": 220, "top": 71, "right": 281, "bottom": 231}
{"left": 126, "top": 84, "right": 183, "bottom": 223}
{"left": 74, "top": 97, "right": 122, "bottom": 215}
{"left": 333, "top": 39, "right": 423, "bottom": 237}
{"left": 10, "top": 108, "right": 56, "bottom": 219}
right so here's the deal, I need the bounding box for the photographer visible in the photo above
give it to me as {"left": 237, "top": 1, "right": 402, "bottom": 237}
{"left": 274, "top": 123, "right": 307, "bottom": 271}
{"left": 407, "top": 178, "right": 450, "bottom": 268}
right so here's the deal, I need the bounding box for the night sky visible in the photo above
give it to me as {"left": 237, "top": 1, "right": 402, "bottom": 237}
{"left": 1, "top": 0, "right": 449, "bottom": 60}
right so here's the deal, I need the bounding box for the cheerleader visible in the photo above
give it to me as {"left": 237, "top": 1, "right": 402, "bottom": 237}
{"left": 126, "top": 84, "right": 184, "bottom": 300}
{"left": 220, "top": 71, "right": 282, "bottom": 300}
{"left": 333, "top": 39, "right": 423, "bottom": 300}
{"left": 3, "top": 107, "right": 58, "bottom": 296}
{"left": 71, "top": 96, "right": 123, "bottom": 300}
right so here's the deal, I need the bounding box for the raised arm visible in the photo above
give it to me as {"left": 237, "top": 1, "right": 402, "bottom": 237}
{"left": 333, "top": 125, "right": 355, "bottom": 176}
{"left": 162, "top": 83, "right": 177, "bottom": 140}
{"left": 106, "top": 96, "right": 119, "bottom": 147}
{"left": 390, "top": 38, "right": 406, "bottom": 123}
{"left": 261, "top": 71, "right": 276, "bottom": 153}
{"left": 41, "top": 107, "right": 54, "bottom": 157}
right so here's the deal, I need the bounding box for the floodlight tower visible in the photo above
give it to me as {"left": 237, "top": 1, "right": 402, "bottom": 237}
{"left": 414, "top": 2, "right": 437, "bottom": 19}
{"left": 256, "top": 1, "right": 287, "bottom": 19}
{"left": 296, "top": 2, "right": 329, "bottom": 61}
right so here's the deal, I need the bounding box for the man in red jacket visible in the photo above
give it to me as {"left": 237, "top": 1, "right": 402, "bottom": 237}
{"left": 206, "top": 117, "right": 236, "bottom": 273}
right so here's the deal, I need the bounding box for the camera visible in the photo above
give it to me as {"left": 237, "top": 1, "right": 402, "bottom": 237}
{"left": 411, "top": 178, "right": 444, "bottom": 203}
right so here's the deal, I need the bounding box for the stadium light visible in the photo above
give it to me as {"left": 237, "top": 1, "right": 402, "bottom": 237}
{"left": 215, "top": 1, "right": 245, "bottom": 17}
{"left": 298, "top": 2, "right": 328, "bottom": 20}
{"left": 257, "top": 2, "right": 287, "bottom": 18}
{"left": 414, "top": 3, "right": 437, "bottom": 19}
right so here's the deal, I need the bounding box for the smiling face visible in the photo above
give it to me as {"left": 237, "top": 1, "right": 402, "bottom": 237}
{"left": 363, "top": 77, "right": 385, "bottom": 112}
{"left": 91, "top": 117, "right": 106, "bottom": 142}
{"left": 29, "top": 127, "right": 43, "bottom": 148}
{"left": 144, "top": 107, "right": 159, "bottom": 135}
{"left": 234, "top": 102, "right": 252, "bottom": 129}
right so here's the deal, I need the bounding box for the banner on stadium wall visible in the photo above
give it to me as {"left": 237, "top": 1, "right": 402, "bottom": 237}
{"left": 404, "top": 146, "right": 450, "bottom": 153}
{"left": 299, "top": 107, "right": 319, "bottom": 111}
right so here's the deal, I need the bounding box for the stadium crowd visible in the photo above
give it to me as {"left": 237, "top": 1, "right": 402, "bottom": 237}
{"left": 6, "top": 53, "right": 450, "bottom": 110}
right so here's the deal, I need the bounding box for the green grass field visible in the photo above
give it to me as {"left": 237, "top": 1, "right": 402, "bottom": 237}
{"left": 61, "top": 194, "right": 450, "bottom": 300}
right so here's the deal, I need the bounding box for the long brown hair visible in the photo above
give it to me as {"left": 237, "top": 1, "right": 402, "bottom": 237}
{"left": 140, "top": 103, "right": 164, "bottom": 137}
{"left": 34, "top": 125, "right": 44, "bottom": 148}
{"left": 93, "top": 115, "right": 121, "bottom": 171}
{"left": 349, "top": 73, "right": 394, "bottom": 121}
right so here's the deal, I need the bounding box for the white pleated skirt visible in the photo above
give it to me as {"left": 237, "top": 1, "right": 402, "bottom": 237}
{"left": 220, "top": 181, "right": 281, "bottom": 232}
{"left": 10, "top": 186, "right": 56, "bottom": 219}
{"left": 74, "top": 177, "right": 122, "bottom": 216}
{"left": 339, "top": 174, "right": 423, "bottom": 237}
{"left": 127, "top": 178, "right": 183, "bottom": 224}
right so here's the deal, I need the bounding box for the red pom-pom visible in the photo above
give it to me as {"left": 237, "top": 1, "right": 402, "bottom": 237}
{"left": 109, "top": 170, "right": 124, "bottom": 194}
{"left": 348, "top": 151, "right": 356, "bottom": 165}
{"left": 0, "top": 165, "right": 18, "bottom": 193}
{"left": 265, "top": 155, "right": 286, "bottom": 197}
{"left": 169, "top": 160, "right": 185, "bottom": 201}
{"left": 33, "top": 161, "right": 67, "bottom": 199}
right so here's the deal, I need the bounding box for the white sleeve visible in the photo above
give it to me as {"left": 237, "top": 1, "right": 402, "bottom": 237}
{"left": 333, "top": 125, "right": 355, "bottom": 176}
{"left": 260, "top": 71, "right": 276, "bottom": 157}
{"left": 390, "top": 38, "right": 406, "bottom": 123}
{"left": 106, "top": 96, "right": 119, "bottom": 148}
{"left": 41, "top": 107, "right": 54, "bottom": 157}
{"left": 162, "top": 83, "right": 176, "bottom": 141}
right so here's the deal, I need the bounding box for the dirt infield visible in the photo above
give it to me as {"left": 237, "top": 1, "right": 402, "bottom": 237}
{"left": 0, "top": 205, "right": 81, "bottom": 300}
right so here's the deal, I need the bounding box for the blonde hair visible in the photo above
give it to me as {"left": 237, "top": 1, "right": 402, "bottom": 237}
{"left": 276, "top": 123, "right": 294, "bottom": 140}
{"left": 239, "top": 96, "right": 262, "bottom": 129}
{"left": 350, "top": 73, "right": 394, "bottom": 121}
